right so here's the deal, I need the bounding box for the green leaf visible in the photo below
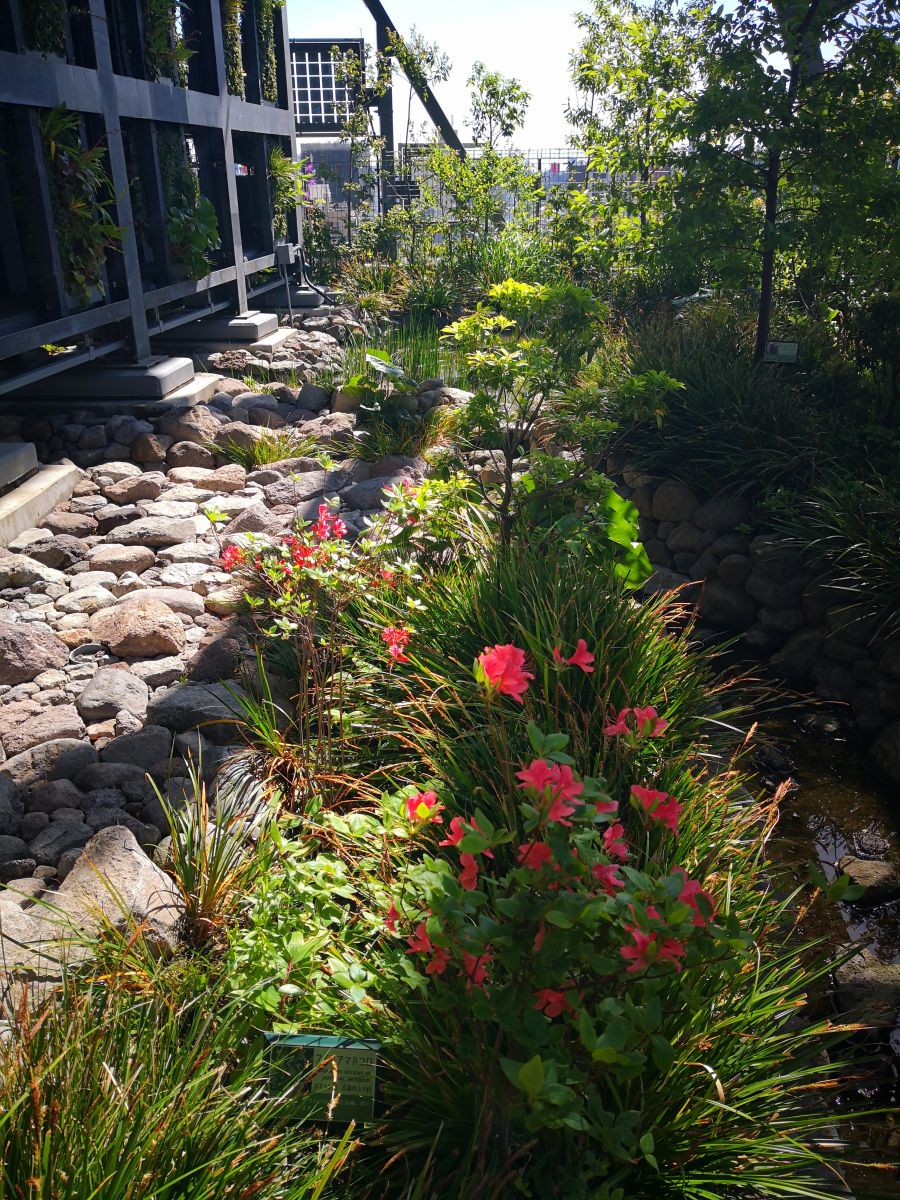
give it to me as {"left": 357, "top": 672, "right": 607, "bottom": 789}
{"left": 517, "top": 1054, "right": 546, "bottom": 1100}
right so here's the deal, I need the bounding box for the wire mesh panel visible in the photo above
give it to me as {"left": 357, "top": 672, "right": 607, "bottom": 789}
{"left": 289, "top": 39, "right": 363, "bottom": 135}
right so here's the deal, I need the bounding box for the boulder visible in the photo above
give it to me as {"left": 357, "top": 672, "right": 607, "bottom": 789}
{"left": 131, "top": 432, "right": 172, "bottom": 462}
{"left": 127, "top": 656, "right": 185, "bottom": 688}
{"left": 744, "top": 572, "right": 804, "bottom": 610}
{"left": 768, "top": 629, "right": 824, "bottom": 681}
{"left": 213, "top": 421, "right": 268, "bottom": 454}
{"left": 300, "top": 411, "right": 356, "bottom": 447}
{"left": 28, "top": 817, "right": 93, "bottom": 866}
{"left": 88, "top": 544, "right": 156, "bottom": 576}
{"left": 166, "top": 440, "right": 217, "bottom": 469}
{"left": 76, "top": 667, "right": 150, "bottom": 722}
{"left": 298, "top": 381, "right": 331, "bottom": 411}
{"left": 0, "top": 555, "right": 66, "bottom": 589}
{"left": 50, "top": 827, "right": 183, "bottom": 951}
{"left": 651, "top": 480, "right": 699, "bottom": 523}
{"left": 0, "top": 622, "right": 69, "bottom": 685}
{"left": 748, "top": 535, "right": 805, "bottom": 583}
{"left": 836, "top": 855, "right": 900, "bottom": 903}
{"left": 340, "top": 473, "right": 413, "bottom": 511}
{"left": 107, "top": 517, "right": 197, "bottom": 547}
{"left": 717, "top": 553, "right": 752, "bottom": 589}
{"left": 91, "top": 461, "right": 143, "bottom": 484}
{"left": 694, "top": 495, "right": 751, "bottom": 532}
{"left": 699, "top": 579, "right": 758, "bottom": 631}
{"left": 187, "top": 636, "right": 243, "bottom": 681}
{"left": 101, "top": 475, "right": 162, "bottom": 505}
{"left": 833, "top": 947, "right": 900, "bottom": 1019}
{"left": 90, "top": 595, "right": 185, "bottom": 657}
{"left": 146, "top": 682, "right": 242, "bottom": 743}
{"left": 2, "top": 740, "right": 96, "bottom": 793}
{"left": 100, "top": 724, "right": 173, "bottom": 768}
{"left": 40, "top": 510, "right": 96, "bottom": 538}
{"left": 262, "top": 471, "right": 327, "bottom": 506}
{"left": 2, "top": 705, "right": 86, "bottom": 757}
{"left": 158, "top": 404, "right": 223, "bottom": 444}
{"left": 55, "top": 584, "right": 117, "bottom": 615}
{"left": 131, "top": 587, "right": 204, "bottom": 616}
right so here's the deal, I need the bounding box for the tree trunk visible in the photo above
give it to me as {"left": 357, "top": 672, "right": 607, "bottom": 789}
{"left": 754, "top": 147, "right": 780, "bottom": 364}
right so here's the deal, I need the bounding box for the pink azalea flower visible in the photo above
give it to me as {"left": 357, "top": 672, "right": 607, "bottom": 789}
{"left": 632, "top": 705, "right": 668, "bottom": 737}
{"left": 533, "top": 921, "right": 546, "bottom": 953}
{"left": 620, "top": 924, "right": 686, "bottom": 974}
{"left": 385, "top": 901, "right": 399, "bottom": 932}
{"left": 673, "top": 866, "right": 716, "bottom": 926}
{"left": 516, "top": 759, "right": 585, "bottom": 827}
{"left": 459, "top": 854, "right": 479, "bottom": 891}
{"left": 438, "top": 816, "right": 493, "bottom": 857}
{"left": 567, "top": 639, "right": 595, "bottom": 673}
{"left": 515, "top": 758, "right": 558, "bottom": 794}
{"left": 382, "top": 625, "right": 411, "bottom": 664}
{"left": 406, "top": 922, "right": 432, "bottom": 955}
{"left": 405, "top": 790, "right": 443, "bottom": 825}
{"left": 462, "top": 948, "right": 492, "bottom": 989}
{"left": 517, "top": 841, "right": 554, "bottom": 870}
{"left": 220, "top": 544, "right": 243, "bottom": 572}
{"left": 603, "top": 822, "right": 629, "bottom": 862}
{"left": 552, "top": 645, "right": 565, "bottom": 664}
{"left": 631, "top": 784, "right": 682, "bottom": 834}
{"left": 592, "top": 862, "right": 624, "bottom": 895}
{"left": 476, "top": 643, "right": 533, "bottom": 704}
{"left": 604, "top": 707, "right": 632, "bottom": 737}
{"left": 534, "top": 988, "right": 574, "bottom": 1018}
{"left": 657, "top": 937, "right": 686, "bottom": 970}
{"left": 425, "top": 946, "right": 450, "bottom": 976}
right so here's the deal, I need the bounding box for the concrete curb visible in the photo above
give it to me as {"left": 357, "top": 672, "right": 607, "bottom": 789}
{"left": 0, "top": 460, "right": 81, "bottom": 547}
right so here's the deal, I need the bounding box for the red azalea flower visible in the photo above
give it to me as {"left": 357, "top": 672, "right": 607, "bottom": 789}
{"left": 603, "top": 822, "right": 629, "bottom": 862}
{"left": 462, "top": 948, "right": 492, "bottom": 989}
{"left": 515, "top": 758, "right": 557, "bottom": 794}
{"left": 405, "top": 790, "right": 443, "bottom": 825}
{"left": 567, "top": 638, "right": 595, "bottom": 673}
{"left": 517, "top": 841, "right": 554, "bottom": 870}
{"left": 220, "top": 545, "right": 243, "bottom": 571}
{"left": 459, "top": 853, "right": 479, "bottom": 891}
{"left": 673, "top": 866, "right": 716, "bottom": 926}
{"left": 533, "top": 921, "right": 546, "bottom": 952}
{"left": 476, "top": 643, "right": 533, "bottom": 703}
{"left": 657, "top": 937, "right": 686, "bottom": 970}
{"left": 439, "top": 816, "right": 493, "bottom": 857}
{"left": 552, "top": 645, "right": 565, "bottom": 664}
{"left": 604, "top": 707, "right": 632, "bottom": 737}
{"left": 382, "top": 625, "right": 411, "bottom": 664}
{"left": 632, "top": 705, "right": 668, "bottom": 737}
{"left": 533, "top": 988, "right": 574, "bottom": 1018}
{"left": 516, "top": 759, "right": 585, "bottom": 827}
{"left": 631, "top": 784, "right": 682, "bottom": 834}
{"left": 385, "top": 901, "right": 399, "bottom": 932}
{"left": 620, "top": 924, "right": 686, "bottom": 974}
{"left": 425, "top": 946, "right": 451, "bottom": 976}
{"left": 406, "top": 922, "right": 432, "bottom": 955}
{"left": 592, "top": 862, "right": 624, "bottom": 895}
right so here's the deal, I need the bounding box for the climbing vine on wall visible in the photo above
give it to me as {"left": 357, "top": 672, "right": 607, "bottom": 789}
{"left": 157, "top": 125, "right": 220, "bottom": 278}
{"left": 143, "top": 0, "right": 193, "bottom": 85}
{"left": 23, "top": 0, "right": 67, "bottom": 57}
{"left": 221, "top": 0, "right": 245, "bottom": 98}
{"left": 39, "top": 106, "right": 123, "bottom": 305}
{"left": 258, "top": 0, "right": 285, "bottom": 103}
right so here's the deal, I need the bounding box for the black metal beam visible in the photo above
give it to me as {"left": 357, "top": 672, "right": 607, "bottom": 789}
{"left": 360, "top": 0, "right": 466, "bottom": 157}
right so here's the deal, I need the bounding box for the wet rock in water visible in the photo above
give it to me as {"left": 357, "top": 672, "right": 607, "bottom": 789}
{"left": 834, "top": 947, "right": 900, "bottom": 1020}
{"left": 798, "top": 709, "right": 844, "bottom": 740}
{"left": 0, "top": 622, "right": 69, "bottom": 685}
{"left": 837, "top": 855, "right": 900, "bottom": 903}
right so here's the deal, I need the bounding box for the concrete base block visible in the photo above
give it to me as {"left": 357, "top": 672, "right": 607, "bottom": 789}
{"left": 0, "top": 460, "right": 81, "bottom": 547}
{"left": 24, "top": 356, "right": 195, "bottom": 399}
{"left": 163, "top": 372, "right": 223, "bottom": 408}
{"left": 270, "top": 287, "right": 335, "bottom": 311}
{"left": 163, "top": 311, "right": 278, "bottom": 342}
{"left": 0, "top": 442, "right": 38, "bottom": 492}
{"left": 247, "top": 328, "right": 295, "bottom": 360}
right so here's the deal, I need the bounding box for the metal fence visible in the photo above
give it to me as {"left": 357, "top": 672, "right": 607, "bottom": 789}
{"left": 298, "top": 143, "right": 592, "bottom": 246}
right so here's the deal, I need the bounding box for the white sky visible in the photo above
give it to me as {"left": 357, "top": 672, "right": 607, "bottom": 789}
{"left": 284, "top": 0, "right": 583, "bottom": 149}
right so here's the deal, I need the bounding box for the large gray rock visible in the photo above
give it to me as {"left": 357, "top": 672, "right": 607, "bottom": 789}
{"left": 262, "top": 471, "right": 328, "bottom": 506}
{"left": 340, "top": 473, "right": 413, "bottom": 511}
{"left": 0, "top": 555, "right": 66, "bottom": 589}
{"left": 88, "top": 544, "right": 156, "bottom": 576}
{"left": 768, "top": 629, "right": 823, "bottom": 681}
{"left": 1, "top": 738, "right": 97, "bottom": 789}
{"left": 28, "top": 817, "right": 93, "bottom": 866}
{"left": 0, "top": 622, "right": 69, "bottom": 686}
{"left": 106, "top": 517, "right": 197, "bottom": 547}
{"left": 100, "top": 724, "right": 173, "bottom": 768}
{"left": 836, "top": 855, "right": 900, "bottom": 903}
{"left": 833, "top": 947, "right": 900, "bottom": 1019}
{"left": 744, "top": 571, "right": 804, "bottom": 610}
{"left": 651, "top": 480, "right": 699, "bottom": 523}
{"left": 50, "top": 826, "right": 183, "bottom": 951}
{"left": 147, "top": 683, "right": 243, "bottom": 743}
{"left": 76, "top": 667, "right": 150, "bottom": 721}
{"left": 213, "top": 421, "right": 268, "bottom": 454}
{"left": 90, "top": 595, "right": 185, "bottom": 657}
{"left": 102, "top": 475, "right": 162, "bottom": 505}
{"left": 748, "top": 536, "right": 805, "bottom": 583}
{"left": 301, "top": 411, "right": 356, "bottom": 447}
{"left": 2, "top": 705, "right": 85, "bottom": 758}
{"left": 699, "top": 579, "right": 758, "bottom": 631}
{"left": 694, "top": 494, "right": 750, "bottom": 532}
{"left": 158, "top": 404, "right": 223, "bottom": 444}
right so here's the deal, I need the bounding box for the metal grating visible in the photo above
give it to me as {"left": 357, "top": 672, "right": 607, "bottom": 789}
{"left": 289, "top": 39, "right": 363, "bottom": 135}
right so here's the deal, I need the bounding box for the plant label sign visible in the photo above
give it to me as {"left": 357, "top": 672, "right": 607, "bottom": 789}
{"left": 265, "top": 1033, "right": 381, "bottom": 1124}
{"left": 763, "top": 340, "right": 799, "bottom": 364}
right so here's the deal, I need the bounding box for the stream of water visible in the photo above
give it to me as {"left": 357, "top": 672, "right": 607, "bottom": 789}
{"left": 760, "top": 723, "right": 899, "bottom": 1194}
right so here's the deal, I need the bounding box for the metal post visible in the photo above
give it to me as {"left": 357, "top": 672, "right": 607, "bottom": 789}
{"left": 88, "top": 0, "right": 151, "bottom": 360}
{"left": 209, "top": 0, "right": 249, "bottom": 314}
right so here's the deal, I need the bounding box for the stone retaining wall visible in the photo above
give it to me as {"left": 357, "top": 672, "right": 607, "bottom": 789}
{"left": 614, "top": 465, "right": 900, "bottom": 787}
